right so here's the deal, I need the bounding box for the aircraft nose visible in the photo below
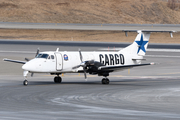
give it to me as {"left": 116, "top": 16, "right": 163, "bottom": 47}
{"left": 22, "top": 60, "right": 41, "bottom": 72}
{"left": 22, "top": 62, "right": 37, "bottom": 71}
{"left": 22, "top": 63, "right": 29, "bottom": 70}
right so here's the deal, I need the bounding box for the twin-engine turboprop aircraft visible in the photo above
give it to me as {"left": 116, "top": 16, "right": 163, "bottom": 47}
{"left": 3, "top": 30, "right": 174, "bottom": 86}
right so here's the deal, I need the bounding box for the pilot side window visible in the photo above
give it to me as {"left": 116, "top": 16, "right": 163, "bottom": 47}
{"left": 51, "top": 55, "right": 54, "bottom": 59}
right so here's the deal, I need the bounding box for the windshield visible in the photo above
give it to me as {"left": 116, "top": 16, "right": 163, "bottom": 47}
{"left": 36, "top": 54, "right": 49, "bottom": 59}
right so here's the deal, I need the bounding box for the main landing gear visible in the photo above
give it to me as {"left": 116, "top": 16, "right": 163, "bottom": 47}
{"left": 101, "top": 78, "right": 109, "bottom": 84}
{"left": 54, "top": 75, "right": 62, "bottom": 83}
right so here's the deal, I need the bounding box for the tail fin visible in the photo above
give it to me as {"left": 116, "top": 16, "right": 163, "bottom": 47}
{"left": 120, "top": 30, "right": 150, "bottom": 56}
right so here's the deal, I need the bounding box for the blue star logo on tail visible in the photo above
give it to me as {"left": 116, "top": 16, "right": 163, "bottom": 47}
{"left": 135, "top": 34, "right": 148, "bottom": 54}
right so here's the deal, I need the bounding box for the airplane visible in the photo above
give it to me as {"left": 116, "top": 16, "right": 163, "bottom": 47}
{"left": 3, "top": 30, "right": 175, "bottom": 86}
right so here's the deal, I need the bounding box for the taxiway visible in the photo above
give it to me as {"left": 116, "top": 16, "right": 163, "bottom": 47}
{"left": 0, "top": 40, "right": 179, "bottom": 120}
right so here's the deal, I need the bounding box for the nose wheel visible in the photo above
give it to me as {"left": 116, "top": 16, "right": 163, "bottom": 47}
{"left": 23, "top": 80, "right": 28, "bottom": 86}
{"left": 54, "top": 76, "right": 62, "bottom": 83}
{"left": 102, "top": 78, "right": 110, "bottom": 84}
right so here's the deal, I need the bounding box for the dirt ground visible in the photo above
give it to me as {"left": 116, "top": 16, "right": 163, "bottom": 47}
{"left": 0, "top": 0, "right": 179, "bottom": 44}
{"left": 0, "top": 0, "right": 180, "bottom": 24}
{"left": 0, "top": 29, "right": 179, "bottom": 44}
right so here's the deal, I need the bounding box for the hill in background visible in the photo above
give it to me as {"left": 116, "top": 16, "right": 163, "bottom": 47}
{"left": 0, "top": 0, "right": 180, "bottom": 43}
{"left": 0, "top": 0, "right": 180, "bottom": 24}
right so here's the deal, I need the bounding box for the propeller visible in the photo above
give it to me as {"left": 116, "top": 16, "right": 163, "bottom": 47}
{"left": 25, "top": 48, "right": 40, "bottom": 61}
{"left": 72, "top": 60, "right": 95, "bottom": 69}
{"left": 72, "top": 49, "right": 96, "bottom": 81}
{"left": 35, "top": 48, "right": 40, "bottom": 57}
{"left": 79, "top": 49, "right": 87, "bottom": 81}
{"left": 72, "top": 49, "right": 88, "bottom": 80}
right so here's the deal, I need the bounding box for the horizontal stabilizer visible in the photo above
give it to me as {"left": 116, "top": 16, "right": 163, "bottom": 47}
{"left": 132, "top": 55, "right": 146, "bottom": 60}
{"left": 123, "top": 30, "right": 176, "bottom": 38}
{"left": 123, "top": 30, "right": 176, "bottom": 32}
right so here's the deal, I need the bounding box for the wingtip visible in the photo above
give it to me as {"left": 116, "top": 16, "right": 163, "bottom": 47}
{"left": 3, "top": 58, "right": 7, "bottom": 61}
{"left": 150, "top": 62, "right": 155, "bottom": 65}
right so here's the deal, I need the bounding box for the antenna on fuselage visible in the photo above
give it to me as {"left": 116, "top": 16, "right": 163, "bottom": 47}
{"left": 56, "top": 48, "right": 59, "bottom": 52}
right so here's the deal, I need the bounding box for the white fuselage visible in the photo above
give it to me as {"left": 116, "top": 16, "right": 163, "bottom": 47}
{"left": 22, "top": 51, "right": 141, "bottom": 73}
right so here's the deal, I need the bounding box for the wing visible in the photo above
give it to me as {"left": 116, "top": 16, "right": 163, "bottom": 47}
{"left": 3, "top": 58, "right": 26, "bottom": 64}
{"left": 98, "top": 63, "right": 155, "bottom": 71}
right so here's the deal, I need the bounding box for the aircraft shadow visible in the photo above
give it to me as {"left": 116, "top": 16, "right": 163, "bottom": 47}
{"left": 22, "top": 80, "right": 150, "bottom": 87}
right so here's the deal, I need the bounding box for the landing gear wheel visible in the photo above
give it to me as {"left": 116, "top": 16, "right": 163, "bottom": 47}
{"left": 23, "top": 80, "right": 28, "bottom": 86}
{"left": 101, "top": 78, "right": 109, "bottom": 84}
{"left": 54, "top": 76, "right": 62, "bottom": 83}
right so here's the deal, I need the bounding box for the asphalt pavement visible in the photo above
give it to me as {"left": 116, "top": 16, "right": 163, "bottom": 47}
{"left": 0, "top": 40, "right": 179, "bottom": 119}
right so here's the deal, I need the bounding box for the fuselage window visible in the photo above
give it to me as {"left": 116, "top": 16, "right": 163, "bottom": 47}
{"left": 51, "top": 55, "right": 54, "bottom": 59}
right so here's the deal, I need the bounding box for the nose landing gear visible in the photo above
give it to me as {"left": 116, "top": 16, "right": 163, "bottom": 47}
{"left": 23, "top": 71, "right": 29, "bottom": 86}
{"left": 23, "top": 80, "right": 28, "bottom": 86}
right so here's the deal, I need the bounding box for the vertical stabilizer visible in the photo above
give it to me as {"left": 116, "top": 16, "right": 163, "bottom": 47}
{"left": 120, "top": 31, "right": 151, "bottom": 56}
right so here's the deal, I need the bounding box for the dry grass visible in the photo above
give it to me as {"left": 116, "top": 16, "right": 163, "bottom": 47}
{"left": 0, "top": 29, "right": 179, "bottom": 44}
{"left": 0, "top": 0, "right": 180, "bottom": 24}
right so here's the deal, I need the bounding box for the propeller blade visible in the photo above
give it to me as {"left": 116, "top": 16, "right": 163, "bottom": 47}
{"left": 24, "top": 48, "right": 40, "bottom": 62}
{"left": 83, "top": 67, "right": 87, "bottom": 81}
{"left": 72, "top": 65, "right": 81, "bottom": 69}
{"left": 79, "top": 49, "right": 83, "bottom": 62}
{"left": 35, "top": 48, "right": 40, "bottom": 57}
{"left": 25, "top": 58, "right": 30, "bottom": 61}
{"left": 78, "top": 49, "right": 88, "bottom": 81}
{"left": 86, "top": 60, "right": 95, "bottom": 65}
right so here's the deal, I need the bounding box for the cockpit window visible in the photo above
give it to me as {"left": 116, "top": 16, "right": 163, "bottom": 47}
{"left": 36, "top": 54, "right": 49, "bottom": 59}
